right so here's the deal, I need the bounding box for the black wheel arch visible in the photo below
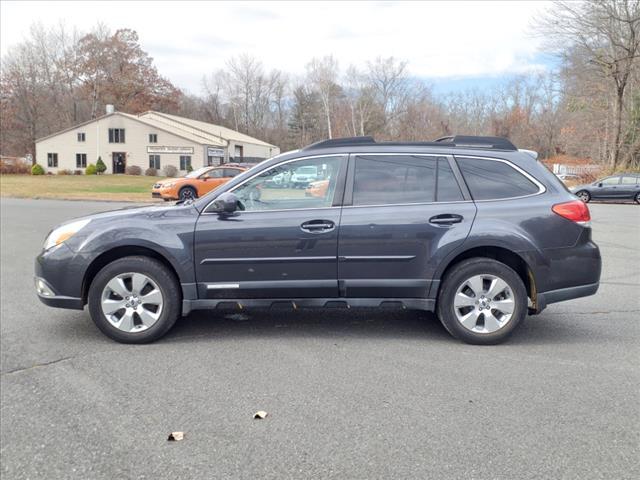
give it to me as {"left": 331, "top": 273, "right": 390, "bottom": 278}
{"left": 433, "top": 245, "right": 536, "bottom": 309}
{"left": 82, "top": 245, "right": 183, "bottom": 304}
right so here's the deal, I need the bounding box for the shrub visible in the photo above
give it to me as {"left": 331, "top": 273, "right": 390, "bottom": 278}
{"left": 145, "top": 167, "right": 158, "bottom": 176}
{"left": 96, "top": 157, "right": 107, "bottom": 174}
{"left": 126, "top": 165, "right": 142, "bottom": 175}
{"left": 57, "top": 169, "right": 73, "bottom": 175}
{"left": 85, "top": 163, "right": 97, "bottom": 175}
{"left": 1, "top": 160, "right": 31, "bottom": 174}
{"left": 31, "top": 164, "right": 45, "bottom": 175}
{"left": 74, "top": 170, "right": 83, "bottom": 175}
{"left": 162, "top": 165, "right": 178, "bottom": 178}
{"left": 186, "top": 164, "right": 194, "bottom": 173}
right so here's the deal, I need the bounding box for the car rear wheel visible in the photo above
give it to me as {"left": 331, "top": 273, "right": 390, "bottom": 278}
{"left": 576, "top": 190, "right": 590, "bottom": 203}
{"left": 88, "top": 256, "right": 181, "bottom": 343}
{"left": 179, "top": 186, "right": 197, "bottom": 201}
{"left": 437, "top": 257, "right": 527, "bottom": 345}
{"left": 635, "top": 192, "right": 640, "bottom": 204}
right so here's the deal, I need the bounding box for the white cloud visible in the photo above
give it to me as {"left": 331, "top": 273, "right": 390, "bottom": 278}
{"left": 0, "top": 0, "right": 552, "bottom": 94}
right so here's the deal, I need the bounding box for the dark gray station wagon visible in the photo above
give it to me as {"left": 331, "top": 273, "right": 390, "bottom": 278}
{"left": 35, "top": 136, "right": 602, "bottom": 345}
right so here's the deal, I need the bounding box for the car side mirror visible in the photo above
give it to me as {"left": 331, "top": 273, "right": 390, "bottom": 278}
{"left": 210, "top": 192, "right": 243, "bottom": 215}
{"left": 598, "top": 182, "right": 603, "bottom": 187}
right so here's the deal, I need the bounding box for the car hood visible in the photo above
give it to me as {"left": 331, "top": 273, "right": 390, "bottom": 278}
{"left": 54, "top": 203, "right": 192, "bottom": 229}
{"left": 569, "top": 183, "right": 592, "bottom": 193}
{"left": 154, "top": 178, "right": 187, "bottom": 187}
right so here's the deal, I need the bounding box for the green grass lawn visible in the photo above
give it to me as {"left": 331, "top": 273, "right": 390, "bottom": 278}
{"left": 0, "top": 174, "right": 165, "bottom": 202}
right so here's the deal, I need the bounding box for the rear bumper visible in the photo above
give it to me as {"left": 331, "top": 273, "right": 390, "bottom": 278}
{"left": 537, "top": 282, "right": 600, "bottom": 311}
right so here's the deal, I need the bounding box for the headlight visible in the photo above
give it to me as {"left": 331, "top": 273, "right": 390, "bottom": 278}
{"left": 43, "top": 219, "right": 91, "bottom": 251}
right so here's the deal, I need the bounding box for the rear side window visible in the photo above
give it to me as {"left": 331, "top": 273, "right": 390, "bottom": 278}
{"left": 224, "top": 168, "right": 242, "bottom": 177}
{"left": 352, "top": 156, "right": 463, "bottom": 206}
{"left": 456, "top": 157, "right": 540, "bottom": 200}
{"left": 621, "top": 176, "right": 638, "bottom": 185}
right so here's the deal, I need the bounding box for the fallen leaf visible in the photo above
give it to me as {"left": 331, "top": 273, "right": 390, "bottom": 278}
{"left": 167, "top": 431, "right": 184, "bottom": 441}
{"left": 253, "top": 411, "right": 268, "bottom": 419}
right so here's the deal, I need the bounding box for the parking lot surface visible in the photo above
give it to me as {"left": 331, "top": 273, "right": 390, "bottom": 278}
{"left": 1, "top": 198, "right": 639, "bottom": 479}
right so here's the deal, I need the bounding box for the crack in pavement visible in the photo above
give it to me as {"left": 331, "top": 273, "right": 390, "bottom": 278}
{"left": 1, "top": 356, "right": 75, "bottom": 376}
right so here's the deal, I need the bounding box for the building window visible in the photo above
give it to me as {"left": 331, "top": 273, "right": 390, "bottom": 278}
{"left": 149, "top": 133, "right": 158, "bottom": 143}
{"left": 77, "top": 132, "right": 86, "bottom": 142}
{"left": 75, "top": 153, "right": 87, "bottom": 168}
{"left": 179, "top": 155, "right": 192, "bottom": 170}
{"left": 234, "top": 145, "right": 243, "bottom": 159}
{"left": 47, "top": 153, "right": 58, "bottom": 167}
{"left": 108, "top": 128, "right": 125, "bottom": 143}
{"left": 149, "top": 155, "right": 161, "bottom": 169}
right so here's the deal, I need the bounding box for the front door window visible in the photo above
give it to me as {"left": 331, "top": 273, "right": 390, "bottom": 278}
{"left": 230, "top": 156, "right": 342, "bottom": 211}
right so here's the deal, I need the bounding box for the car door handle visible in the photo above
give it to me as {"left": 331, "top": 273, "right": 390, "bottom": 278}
{"left": 429, "top": 214, "right": 463, "bottom": 226}
{"left": 300, "top": 219, "right": 335, "bottom": 233}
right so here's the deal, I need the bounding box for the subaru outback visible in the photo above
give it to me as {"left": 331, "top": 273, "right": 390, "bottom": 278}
{"left": 35, "top": 136, "right": 601, "bottom": 345}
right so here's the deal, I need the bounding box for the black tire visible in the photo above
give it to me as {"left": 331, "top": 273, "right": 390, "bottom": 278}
{"left": 576, "top": 190, "right": 591, "bottom": 203}
{"left": 635, "top": 192, "right": 640, "bottom": 204}
{"left": 436, "top": 257, "right": 528, "bottom": 345}
{"left": 87, "top": 256, "right": 181, "bottom": 343}
{"left": 179, "top": 186, "right": 197, "bottom": 201}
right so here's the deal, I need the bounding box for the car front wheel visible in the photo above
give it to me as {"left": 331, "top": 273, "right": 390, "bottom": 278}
{"left": 576, "top": 190, "right": 591, "bottom": 203}
{"left": 437, "top": 258, "right": 527, "bottom": 345}
{"left": 88, "top": 256, "right": 181, "bottom": 343}
{"left": 635, "top": 192, "right": 640, "bottom": 204}
{"left": 179, "top": 186, "right": 197, "bottom": 201}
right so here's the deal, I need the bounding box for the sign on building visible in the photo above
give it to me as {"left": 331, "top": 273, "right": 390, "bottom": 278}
{"left": 147, "top": 146, "right": 194, "bottom": 154}
{"left": 207, "top": 147, "right": 225, "bottom": 157}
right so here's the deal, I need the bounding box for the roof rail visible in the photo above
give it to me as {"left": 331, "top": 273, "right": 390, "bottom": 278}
{"left": 302, "top": 135, "right": 518, "bottom": 151}
{"left": 303, "top": 136, "right": 375, "bottom": 150}
{"left": 434, "top": 135, "right": 517, "bottom": 150}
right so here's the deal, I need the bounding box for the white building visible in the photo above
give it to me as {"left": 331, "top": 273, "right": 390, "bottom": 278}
{"left": 35, "top": 108, "right": 279, "bottom": 174}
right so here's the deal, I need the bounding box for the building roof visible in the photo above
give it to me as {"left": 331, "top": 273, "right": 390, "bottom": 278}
{"left": 138, "top": 111, "right": 277, "bottom": 148}
{"left": 36, "top": 110, "right": 276, "bottom": 150}
{"left": 119, "top": 112, "right": 226, "bottom": 147}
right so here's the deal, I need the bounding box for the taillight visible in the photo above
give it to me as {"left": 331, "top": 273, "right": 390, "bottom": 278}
{"left": 552, "top": 200, "right": 591, "bottom": 226}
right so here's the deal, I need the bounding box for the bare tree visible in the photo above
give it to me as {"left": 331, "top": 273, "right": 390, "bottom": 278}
{"left": 306, "top": 56, "right": 340, "bottom": 138}
{"left": 535, "top": 0, "right": 640, "bottom": 167}
{"left": 365, "top": 57, "right": 411, "bottom": 135}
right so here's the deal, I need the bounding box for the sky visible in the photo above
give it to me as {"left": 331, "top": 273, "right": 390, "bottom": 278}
{"left": 0, "top": 0, "right": 555, "bottom": 95}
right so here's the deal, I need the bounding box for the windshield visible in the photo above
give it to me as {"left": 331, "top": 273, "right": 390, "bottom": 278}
{"left": 186, "top": 167, "right": 210, "bottom": 178}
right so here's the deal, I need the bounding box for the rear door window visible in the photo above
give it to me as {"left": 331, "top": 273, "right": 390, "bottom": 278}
{"left": 600, "top": 176, "right": 621, "bottom": 185}
{"left": 352, "top": 156, "right": 463, "bottom": 206}
{"left": 456, "top": 157, "right": 540, "bottom": 200}
{"left": 621, "top": 176, "right": 638, "bottom": 185}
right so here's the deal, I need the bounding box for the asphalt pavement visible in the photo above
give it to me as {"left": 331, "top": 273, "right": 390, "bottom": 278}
{"left": 1, "top": 197, "right": 639, "bottom": 479}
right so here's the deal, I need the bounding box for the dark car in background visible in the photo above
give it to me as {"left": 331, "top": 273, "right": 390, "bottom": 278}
{"left": 571, "top": 173, "right": 640, "bottom": 203}
{"left": 35, "top": 136, "right": 602, "bottom": 345}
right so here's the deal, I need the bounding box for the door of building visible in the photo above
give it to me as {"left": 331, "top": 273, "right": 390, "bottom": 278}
{"left": 112, "top": 152, "right": 126, "bottom": 174}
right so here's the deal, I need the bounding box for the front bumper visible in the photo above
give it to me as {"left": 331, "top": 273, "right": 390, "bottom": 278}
{"left": 35, "top": 276, "right": 84, "bottom": 310}
{"left": 35, "top": 243, "right": 86, "bottom": 310}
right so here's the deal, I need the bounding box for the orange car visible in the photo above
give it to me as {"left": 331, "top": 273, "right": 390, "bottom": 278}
{"left": 152, "top": 165, "right": 247, "bottom": 201}
{"left": 305, "top": 179, "right": 330, "bottom": 199}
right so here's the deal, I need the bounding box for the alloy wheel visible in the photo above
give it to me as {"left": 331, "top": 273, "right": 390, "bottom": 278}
{"left": 101, "top": 272, "right": 163, "bottom": 332}
{"left": 453, "top": 274, "right": 516, "bottom": 334}
{"left": 577, "top": 191, "right": 590, "bottom": 203}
